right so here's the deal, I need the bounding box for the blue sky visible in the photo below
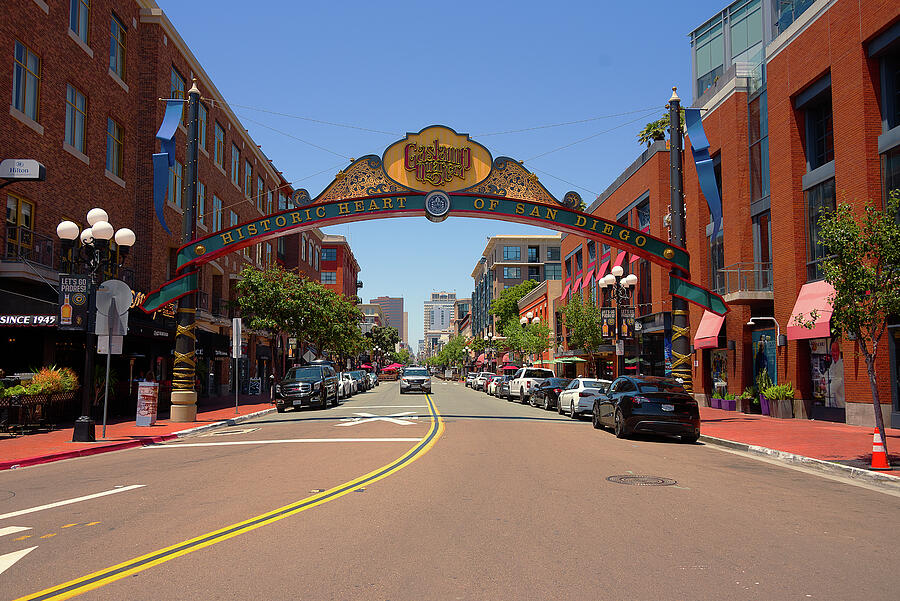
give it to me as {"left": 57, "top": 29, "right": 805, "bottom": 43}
{"left": 156, "top": 0, "right": 726, "bottom": 345}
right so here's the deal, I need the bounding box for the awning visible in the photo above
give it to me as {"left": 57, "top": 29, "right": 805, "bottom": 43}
{"left": 500, "top": 364, "right": 519, "bottom": 371}
{"left": 595, "top": 260, "right": 610, "bottom": 282}
{"left": 612, "top": 252, "right": 626, "bottom": 269}
{"left": 693, "top": 310, "right": 725, "bottom": 349}
{"left": 787, "top": 280, "right": 835, "bottom": 340}
{"left": 560, "top": 279, "right": 572, "bottom": 302}
{"left": 500, "top": 352, "right": 510, "bottom": 363}
{"left": 475, "top": 353, "right": 486, "bottom": 366}
{"left": 581, "top": 270, "right": 594, "bottom": 290}
{"left": 572, "top": 274, "right": 582, "bottom": 291}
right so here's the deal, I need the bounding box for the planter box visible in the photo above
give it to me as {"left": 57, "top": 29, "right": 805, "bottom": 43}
{"left": 710, "top": 397, "right": 722, "bottom": 409}
{"left": 721, "top": 399, "right": 737, "bottom": 411}
{"left": 770, "top": 398, "right": 794, "bottom": 419}
{"left": 759, "top": 394, "right": 771, "bottom": 416}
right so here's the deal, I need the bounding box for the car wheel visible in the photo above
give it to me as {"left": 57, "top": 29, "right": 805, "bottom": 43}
{"left": 543, "top": 395, "right": 550, "bottom": 411}
{"left": 276, "top": 403, "right": 286, "bottom": 413}
{"left": 320, "top": 389, "right": 328, "bottom": 408}
{"left": 681, "top": 433, "right": 700, "bottom": 443}
{"left": 614, "top": 409, "right": 628, "bottom": 439}
{"left": 569, "top": 399, "right": 577, "bottom": 420}
{"left": 592, "top": 403, "right": 602, "bottom": 429}
{"left": 557, "top": 397, "right": 564, "bottom": 415}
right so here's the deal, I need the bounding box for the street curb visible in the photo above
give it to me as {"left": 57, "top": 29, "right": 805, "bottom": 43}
{"left": 699, "top": 434, "right": 900, "bottom": 490}
{"left": 0, "top": 407, "right": 276, "bottom": 472}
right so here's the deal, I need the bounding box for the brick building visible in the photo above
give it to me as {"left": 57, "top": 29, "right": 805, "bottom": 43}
{"left": 558, "top": 0, "right": 900, "bottom": 427}
{"left": 320, "top": 234, "right": 360, "bottom": 300}
{"left": 1, "top": 1, "right": 322, "bottom": 406}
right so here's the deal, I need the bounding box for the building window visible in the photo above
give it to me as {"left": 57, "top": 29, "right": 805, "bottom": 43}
{"left": 527, "top": 266, "right": 541, "bottom": 281}
{"left": 267, "top": 190, "right": 273, "bottom": 214}
{"left": 256, "top": 177, "right": 264, "bottom": 211}
{"left": 244, "top": 160, "right": 252, "bottom": 197}
{"left": 301, "top": 234, "right": 306, "bottom": 261}
{"left": 170, "top": 67, "right": 186, "bottom": 121}
{"left": 168, "top": 159, "right": 183, "bottom": 208}
{"left": 106, "top": 117, "right": 123, "bottom": 177}
{"left": 587, "top": 240, "right": 596, "bottom": 263}
{"left": 230, "top": 210, "right": 238, "bottom": 229}
{"left": 70, "top": 0, "right": 90, "bottom": 44}
{"left": 883, "top": 147, "right": 900, "bottom": 209}
{"left": 575, "top": 250, "right": 583, "bottom": 273}
{"left": 214, "top": 122, "right": 224, "bottom": 167}
{"left": 322, "top": 271, "right": 337, "bottom": 284}
{"left": 278, "top": 192, "right": 287, "bottom": 211}
{"left": 212, "top": 196, "right": 223, "bottom": 231}
{"left": 231, "top": 144, "right": 240, "bottom": 186}
{"left": 65, "top": 84, "right": 87, "bottom": 153}
{"left": 545, "top": 263, "right": 561, "bottom": 280}
{"left": 266, "top": 243, "right": 272, "bottom": 266}
{"left": 197, "top": 182, "right": 206, "bottom": 228}
{"left": 197, "top": 103, "right": 207, "bottom": 150}
{"left": 708, "top": 228, "right": 725, "bottom": 294}
{"left": 13, "top": 41, "right": 41, "bottom": 122}
{"left": 749, "top": 90, "right": 770, "bottom": 202}
{"left": 637, "top": 199, "right": 651, "bottom": 230}
{"left": 565, "top": 257, "right": 572, "bottom": 281}
{"left": 695, "top": 20, "right": 724, "bottom": 97}
{"left": 308, "top": 240, "right": 313, "bottom": 264}
{"left": 882, "top": 50, "right": 900, "bottom": 130}
{"left": 729, "top": 0, "right": 762, "bottom": 64}
{"left": 527, "top": 246, "right": 538, "bottom": 262}
{"left": 752, "top": 211, "right": 772, "bottom": 290}
{"left": 503, "top": 267, "right": 520, "bottom": 279}
{"left": 6, "top": 193, "right": 34, "bottom": 258}
{"left": 315, "top": 248, "right": 319, "bottom": 271}
{"left": 806, "top": 178, "right": 836, "bottom": 281}
{"left": 806, "top": 94, "right": 834, "bottom": 170}
{"left": 503, "top": 246, "right": 521, "bottom": 261}
{"left": 322, "top": 248, "right": 337, "bottom": 261}
{"left": 109, "top": 14, "right": 126, "bottom": 80}
{"left": 776, "top": 0, "right": 816, "bottom": 36}
{"left": 547, "top": 247, "right": 560, "bottom": 261}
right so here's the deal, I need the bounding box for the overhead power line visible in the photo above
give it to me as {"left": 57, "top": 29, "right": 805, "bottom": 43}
{"left": 473, "top": 107, "right": 664, "bottom": 137}
{"left": 523, "top": 110, "right": 662, "bottom": 162}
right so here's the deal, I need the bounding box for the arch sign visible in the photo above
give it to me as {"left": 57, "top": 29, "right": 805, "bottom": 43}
{"left": 141, "top": 125, "right": 726, "bottom": 315}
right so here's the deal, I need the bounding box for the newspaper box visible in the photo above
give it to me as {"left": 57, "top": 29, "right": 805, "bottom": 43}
{"left": 136, "top": 381, "right": 159, "bottom": 426}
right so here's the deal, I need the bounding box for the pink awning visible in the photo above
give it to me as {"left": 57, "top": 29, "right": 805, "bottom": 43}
{"left": 595, "top": 260, "right": 610, "bottom": 282}
{"left": 572, "top": 275, "right": 582, "bottom": 291}
{"left": 612, "top": 252, "right": 626, "bottom": 269}
{"left": 501, "top": 352, "right": 510, "bottom": 363}
{"left": 693, "top": 310, "right": 725, "bottom": 349}
{"left": 581, "top": 270, "right": 594, "bottom": 290}
{"left": 475, "top": 353, "right": 486, "bottom": 366}
{"left": 787, "top": 281, "right": 835, "bottom": 340}
{"left": 560, "top": 283, "right": 571, "bottom": 301}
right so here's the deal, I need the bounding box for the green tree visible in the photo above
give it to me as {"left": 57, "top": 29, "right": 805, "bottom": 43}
{"left": 500, "top": 320, "right": 551, "bottom": 364}
{"left": 793, "top": 192, "right": 900, "bottom": 452}
{"left": 438, "top": 335, "right": 469, "bottom": 368}
{"left": 561, "top": 299, "right": 606, "bottom": 375}
{"left": 637, "top": 109, "right": 685, "bottom": 147}
{"left": 370, "top": 325, "right": 400, "bottom": 355}
{"left": 489, "top": 279, "right": 539, "bottom": 332}
{"left": 392, "top": 347, "right": 412, "bottom": 366}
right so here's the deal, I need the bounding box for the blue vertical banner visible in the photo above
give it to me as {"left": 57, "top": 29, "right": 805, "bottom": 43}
{"left": 684, "top": 108, "right": 723, "bottom": 241}
{"left": 151, "top": 99, "right": 184, "bottom": 234}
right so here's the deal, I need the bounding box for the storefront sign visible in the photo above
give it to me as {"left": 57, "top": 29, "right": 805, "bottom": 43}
{"left": 0, "top": 314, "right": 57, "bottom": 326}
{"left": 58, "top": 274, "right": 90, "bottom": 331}
{"left": 619, "top": 306, "right": 636, "bottom": 339}
{"left": 600, "top": 307, "right": 617, "bottom": 338}
{"left": 0, "top": 158, "right": 45, "bottom": 181}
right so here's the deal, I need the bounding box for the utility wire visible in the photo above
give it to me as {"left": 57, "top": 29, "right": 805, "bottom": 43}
{"left": 229, "top": 103, "right": 399, "bottom": 136}
{"left": 238, "top": 115, "right": 353, "bottom": 159}
{"left": 526, "top": 167, "right": 600, "bottom": 197}
{"left": 473, "top": 107, "right": 664, "bottom": 137}
{"left": 522, "top": 110, "right": 661, "bottom": 162}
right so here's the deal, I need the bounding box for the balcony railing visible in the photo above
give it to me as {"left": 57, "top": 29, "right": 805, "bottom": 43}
{"left": 717, "top": 262, "right": 773, "bottom": 295}
{"left": 4, "top": 226, "right": 56, "bottom": 270}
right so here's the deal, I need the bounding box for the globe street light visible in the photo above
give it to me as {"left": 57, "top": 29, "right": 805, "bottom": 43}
{"left": 599, "top": 267, "right": 638, "bottom": 378}
{"left": 56, "top": 209, "right": 136, "bottom": 442}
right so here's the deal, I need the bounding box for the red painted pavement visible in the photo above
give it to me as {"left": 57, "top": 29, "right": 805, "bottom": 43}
{"left": 1, "top": 397, "right": 273, "bottom": 471}
{"left": 700, "top": 406, "right": 899, "bottom": 475}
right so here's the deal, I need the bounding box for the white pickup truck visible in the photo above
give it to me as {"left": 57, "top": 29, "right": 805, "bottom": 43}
{"left": 509, "top": 367, "right": 556, "bottom": 403}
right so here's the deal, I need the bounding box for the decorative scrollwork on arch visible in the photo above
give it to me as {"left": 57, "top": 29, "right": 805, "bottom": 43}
{"left": 463, "top": 157, "right": 558, "bottom": 205}
{"left": 315, "top": 155, "right": 414, "bottom": 204}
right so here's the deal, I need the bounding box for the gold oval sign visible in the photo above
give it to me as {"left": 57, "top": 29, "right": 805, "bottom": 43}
{"left": 382, "top": 125, "right": 492, "bottom": 192}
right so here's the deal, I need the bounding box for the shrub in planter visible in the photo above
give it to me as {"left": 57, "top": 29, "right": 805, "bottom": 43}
{"left": 762, "top": 383, "right": 796, "bottom": 419}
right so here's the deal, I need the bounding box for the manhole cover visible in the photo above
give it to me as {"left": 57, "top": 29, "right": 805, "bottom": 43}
{"left": 606, "top": 475, "right": 677, "bottom": 486}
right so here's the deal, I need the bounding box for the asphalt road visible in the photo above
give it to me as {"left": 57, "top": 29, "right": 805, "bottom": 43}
{"left": 1, "top": 380, "right": 898, "bottom": 600}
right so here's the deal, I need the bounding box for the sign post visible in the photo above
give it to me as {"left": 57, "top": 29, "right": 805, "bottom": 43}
{"left": 95, "top": 280, "right": 130, "bottom": 438}
{"left": 232, "top": 317, "right": 241, "bottom": 414}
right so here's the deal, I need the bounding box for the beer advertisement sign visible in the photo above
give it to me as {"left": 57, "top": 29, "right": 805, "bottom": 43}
{"left": 58, "top": 274, "right": 90, "bottom": 331}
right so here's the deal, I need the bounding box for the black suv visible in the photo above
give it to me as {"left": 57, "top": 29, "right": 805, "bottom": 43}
{"left": 275, "top": 364, "right": 339, "bottom": 412}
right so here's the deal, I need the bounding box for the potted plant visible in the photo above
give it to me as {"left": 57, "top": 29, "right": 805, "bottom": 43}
{"left": 720, "top": 392, "right": 737, "bottom": 411}
{"left": 738, "top": 386, "right": 757, "bottom": 413}
{"left": 756, "top": 369, "right": 773, "bottom": 416}
{"left": 762, "top": 383, "right": 796, "bottom": 419}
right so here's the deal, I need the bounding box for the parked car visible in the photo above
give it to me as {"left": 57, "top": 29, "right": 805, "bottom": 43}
{"left": 369, "top": 372, "right": 379, "bottom": 387}
{"left": 465, "top": 373, "right": 477, "bottom": 388}
{"left": 339, "top": 372, "right": 357, "bottom": 398}
{"left": 497, "top": 378, "right": 511, "bottom": 400}
{"left": 558, "top": 378, "right": 611, "bottom": 419}
{"left": 488, "top": 375, "right": 510, "bottom": 396}
{"left": 593, "top": 376, "right": 700, "bottom": 442}
{"left": 274, "top": 364, "right": 339, "bottom": 412}
{"left": 508, "top": 367, "right": 555, "bottom": 403}
{"left": 473, "top": 372, "right": 495, "bottom": 391}
{"left": 350, "top": 370, "right": 368, "bottom": 392}
{"left": 400, "top": 366, "right": 432, "bottom": 394}
{"left": 529, "top": 377, "right": 572, "bottom": 410}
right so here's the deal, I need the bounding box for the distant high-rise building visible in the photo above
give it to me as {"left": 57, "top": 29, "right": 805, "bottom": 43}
{"left": 423, "top": 292, "right": 456, "bottom": 356}
{"left": 370, "top": 296, "right": 405, "bottom": 343}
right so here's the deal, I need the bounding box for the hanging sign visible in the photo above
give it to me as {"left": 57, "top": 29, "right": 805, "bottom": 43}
{"left": 0, "top": 158, "right": 45, "bottom": 181}
{"left": 600, "top": 307, "right": 617, "bottom": 339}
{"left": 619, "top": 306, "right": 636, "bottom": 339}
{"left": 58, "top": 274, "right": 90, "bottom": 331}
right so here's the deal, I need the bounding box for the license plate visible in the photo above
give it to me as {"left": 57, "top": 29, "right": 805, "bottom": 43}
{"left": 661, "top": 404, "right": 674, "bottom": 412}
{"left": 292, "top": 400, "right": 304, "bottom": 406}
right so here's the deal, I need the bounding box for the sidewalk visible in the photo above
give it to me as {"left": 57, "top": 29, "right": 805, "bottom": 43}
{"left": 1, "top": 395, "right": 275, "bottom": 471}
{"left": 699, "top": 406, "right": 900, "bottom": 482}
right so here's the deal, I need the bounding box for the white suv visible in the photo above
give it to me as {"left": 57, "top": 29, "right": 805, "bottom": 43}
{"left": 509, "top": 367, "right": 555, "bottom": 403}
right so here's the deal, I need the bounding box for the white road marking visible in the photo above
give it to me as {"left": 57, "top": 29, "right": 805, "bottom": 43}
{"left": 336, "top": 412, "right": 419, "bottom": 426}
{"left": 0, "top": 546, "right": 37, "bottom": 576}
{"left": 205, "top": 427, "right": 260, "bottom": 436}
{"left": 0, "top": 526, "right": 31, "bottom": 537}
{"left": 339, "top": 405, "right": 427, "bottom": 409}
{"left": 147, "top": 438, "right": 422, "bottom": 448}
{"left": 0, "top": 485, "right": 145, "bottom": 521}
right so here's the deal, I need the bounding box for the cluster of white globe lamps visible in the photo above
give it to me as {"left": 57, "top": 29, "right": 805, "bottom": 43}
{"left": 601, "top": 265, "right": 638, "bottom": 290}
{"left": 56, "top": 208, "right": 135, "bottom": 252}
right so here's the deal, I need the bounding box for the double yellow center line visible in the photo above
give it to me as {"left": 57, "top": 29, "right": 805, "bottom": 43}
{"left": 16, "top": 395, "right": 444, "bottom": 601}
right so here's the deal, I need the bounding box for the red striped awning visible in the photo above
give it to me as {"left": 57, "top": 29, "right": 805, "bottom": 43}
{"left": 595, "top": 260, "right": 610, "bottom": 282}
{"left": 581, "top": 270, "right": 594, "bottom": 290}
{"left": 560, "top": 282, "right": 571, "bottom": 301}
{"left": 572, "top": 275, "right": 582, "bottom": 291}
{"left": 612, "top": 252, "right": 627, "bottom": 269}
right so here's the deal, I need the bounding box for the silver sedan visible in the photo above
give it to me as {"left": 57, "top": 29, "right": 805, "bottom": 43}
{"left": 557, "top": 378, "right": 611, "bottom": 419}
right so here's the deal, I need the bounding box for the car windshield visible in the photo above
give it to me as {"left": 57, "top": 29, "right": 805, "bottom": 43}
{"left": 524, "top": 369, "right": 554, "bottom": 378}
{"left": 405, "top": 368, "right": 428, "bottom": 376}
{"left": 581, "top": 379, "right": 609, "bottom": 391}
{"left": 638, "top": 380, "right": 687, "bottom": 394}
{"left": 286, "top": 367, "right": 322, "bottom": 379}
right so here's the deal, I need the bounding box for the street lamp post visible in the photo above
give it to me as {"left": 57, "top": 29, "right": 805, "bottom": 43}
{"left": 600, "top": 265, "right": 637, "bottom": 378}
{"left": 483, "top": 332, "right": 496, "bottom": 372}
{"left": 56, "top": 210, "right": 136, "bottom": 442}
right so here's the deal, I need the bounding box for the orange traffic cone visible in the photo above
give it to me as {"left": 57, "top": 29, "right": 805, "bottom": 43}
{"left": 871, "top": 428, "right": 891, "bottom": 470}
